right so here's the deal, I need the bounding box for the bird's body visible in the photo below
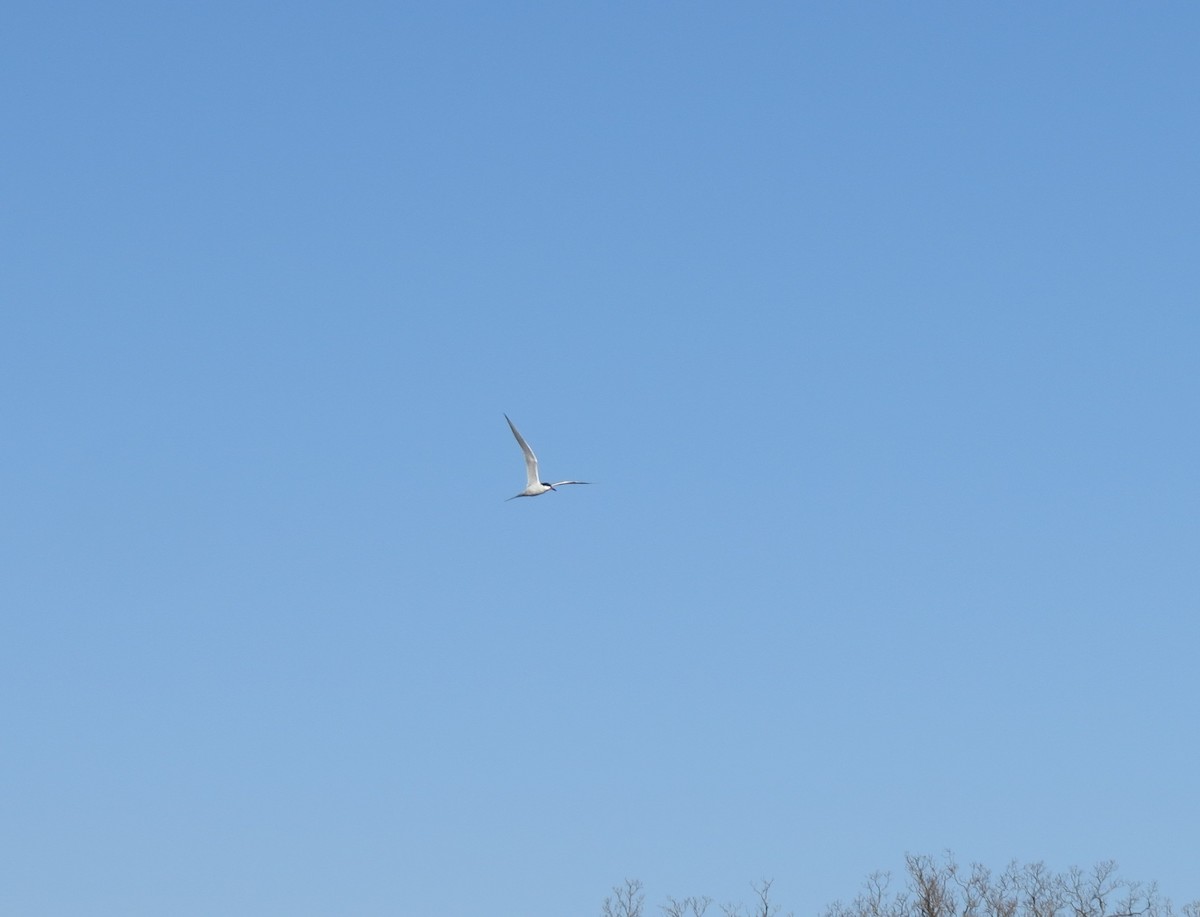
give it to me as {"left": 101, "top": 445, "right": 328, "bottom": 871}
{"left": 504, "top": 414, "right": 589, "bottom": 500}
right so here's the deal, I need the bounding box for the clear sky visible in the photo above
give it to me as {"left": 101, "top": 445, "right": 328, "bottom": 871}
{"left": 2, "top": 3, "right": 1197, "bottom": 916}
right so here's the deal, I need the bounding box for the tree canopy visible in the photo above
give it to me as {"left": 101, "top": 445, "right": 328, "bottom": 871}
{"left": 602, "top": 854, "right": 1200, "bottom": 917}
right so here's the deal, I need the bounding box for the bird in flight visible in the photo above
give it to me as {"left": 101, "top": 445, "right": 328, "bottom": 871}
{"left": 504, "top": 414, "right": 590, "bottom": 500}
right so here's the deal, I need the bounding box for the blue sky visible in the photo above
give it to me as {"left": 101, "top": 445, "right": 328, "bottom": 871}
{"left": 2, "top": 3, "right": 1198, "bottom": 915}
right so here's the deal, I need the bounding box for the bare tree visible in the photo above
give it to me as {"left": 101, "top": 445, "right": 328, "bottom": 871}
{"left": 663, "top": 894, "right": 714, "bottom": 917}
{"left": 606, "top": 856, "right": 1196, "bottom": 917}
{"left": 823, "top": 854, "right": 1194, "bottom": 917}
{"left": 717, "top": 879, "right": 792, "bottom": 917}
{"left": 605, "top": 879, "right": 646, "bottom": 917}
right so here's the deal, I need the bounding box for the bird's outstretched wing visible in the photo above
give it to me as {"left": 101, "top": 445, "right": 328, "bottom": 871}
{"left": 505, "top": 414, "right": 540, "bottom": 489}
